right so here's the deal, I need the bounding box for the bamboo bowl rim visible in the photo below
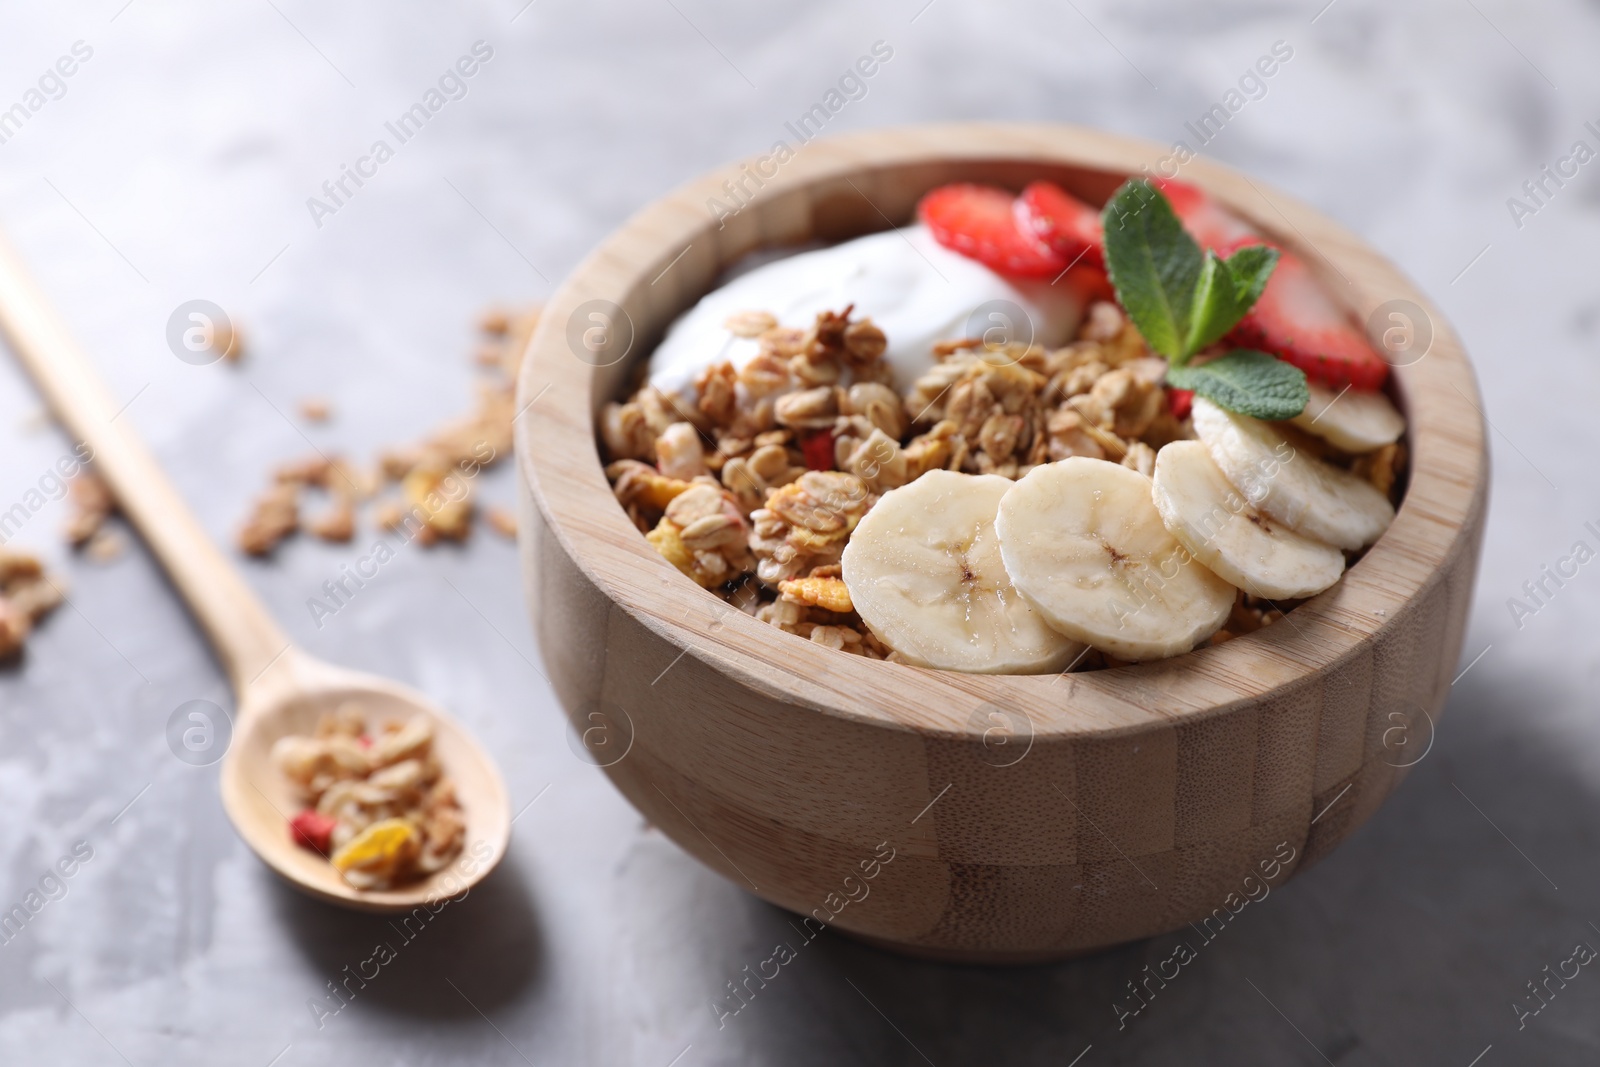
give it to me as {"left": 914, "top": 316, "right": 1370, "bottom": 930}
{"left": 514, "top": 122, "right": 1485, "bottom": 744}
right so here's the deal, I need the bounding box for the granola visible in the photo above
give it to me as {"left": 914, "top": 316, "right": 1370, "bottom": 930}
{"left": 63, "top": 471, "right": 114, "bottom": 547}
{"left": 602, "top": 303, "right": 1199, "bottom": 658}
{"left": 0, "top": 548, "right": 64, "bottom": 660}
{"left": 234, "top": 306, "right": 539, "bottom": 556}
{"left": 602, "top": 301, "right": 1405, "bottom": 669}
{"left": 271, "top": 703, "right": 466, "bottom": 890}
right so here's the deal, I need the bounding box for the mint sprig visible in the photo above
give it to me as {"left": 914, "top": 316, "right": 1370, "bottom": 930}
{"left": 1101, "top": 179, "right": 1305, "bottom": 418}
{"left": 1099, "top": 181, "right": 1203, "bottom": 359}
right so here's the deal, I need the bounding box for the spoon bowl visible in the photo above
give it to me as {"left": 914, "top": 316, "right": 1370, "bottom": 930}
{"left": 221, "top": 650, "right": 511, "bottom": 912}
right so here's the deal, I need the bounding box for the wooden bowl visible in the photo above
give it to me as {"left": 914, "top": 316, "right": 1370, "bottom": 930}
{"left": 512, "top": 123, "right": 1487, "bottom": 962}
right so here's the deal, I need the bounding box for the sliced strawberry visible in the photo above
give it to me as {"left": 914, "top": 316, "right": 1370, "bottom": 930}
{"left": 1061, "top": 263, "right": 1115, "bottom": 304}
{"left": 1018, "top": 181, "right": 1103, "bottom": 266}
{"left": 1167, "top": 388, "right": 1194, "bottom": 421}
{"left": 917, "top": 183, "right": 1068, "bottom": 277}
{"left": 1151, "top": 177, "right": 1259, "bottom": 250}
{"left": 290, "top": 809, "right": 337, "bottom": 855}
{"left": 800, "top": 430, "right": 836, "bottom": 471}
{"left": 1226, "top": 246, "right": 1389, "bottom": 391}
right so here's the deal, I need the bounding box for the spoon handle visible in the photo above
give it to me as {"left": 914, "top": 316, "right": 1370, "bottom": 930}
{"left": 0, "top": 229, "right": 291, "bottom": 693}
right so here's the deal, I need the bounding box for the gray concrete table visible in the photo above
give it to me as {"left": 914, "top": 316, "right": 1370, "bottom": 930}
{"left": 1, "top": 1, "right": 1595, "bottom": 1063}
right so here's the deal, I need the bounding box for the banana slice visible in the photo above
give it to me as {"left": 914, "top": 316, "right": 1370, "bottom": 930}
{"left": 841, "top": 469, "right": 1084, "bottom": 674}
{"left": 1152, "top": 441, "right": 1345, "bottom": 600}
{"left": 995, "top": 458, "right": 1234, "bottom": 661}
{"left": 1191, "top": 397, "right": 1394, "bottom": 552}
{"left": 1290, "top": 382, "right": 1406, "bottom": 453}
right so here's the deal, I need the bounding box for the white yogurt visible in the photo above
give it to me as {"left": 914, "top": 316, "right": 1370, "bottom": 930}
{"left": 648, "top": 225, "right": 1087, "bottom": 396}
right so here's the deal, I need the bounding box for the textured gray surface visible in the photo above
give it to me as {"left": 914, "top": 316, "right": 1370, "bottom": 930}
{"left": 0, "top": 0, "right": 1596, "bottom": 1063}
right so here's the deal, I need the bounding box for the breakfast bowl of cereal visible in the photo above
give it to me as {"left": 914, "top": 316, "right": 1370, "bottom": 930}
{"left": 513, "top": 124, "right": 1486, "bottom": 961}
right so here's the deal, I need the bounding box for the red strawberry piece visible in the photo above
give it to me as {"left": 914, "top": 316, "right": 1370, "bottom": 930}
{"left": 290, "top": 809, "right": 337, "bottom": 855}
{"left": 1225, "top": 246, "right": 1390, "bottom": 392}
{"left": 1151, "top": 177, "right": 1259, "bottom": 250}
{"left": 1061, "top": 263, "right": 1116, "bottom": 304}
{"left": 917, "top": 183, "right": 1068, "bottom": 277}
{"left": 1018, "top": 181, "right": 1103, "bottom": 266}
{"left": 1167, "top": 388, "right": 1194, "bottom": 421}
{"left": 800, "top": 430, "right": 836, "bottom": 471}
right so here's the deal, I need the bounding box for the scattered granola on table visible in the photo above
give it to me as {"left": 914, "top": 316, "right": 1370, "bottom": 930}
{"left": 271, "top": 703, "right": 466, "bottom": 890}
{"left": 483, "top": 505, "right": 518, "bottom": 540}
{"left": 0, "top": 548, "right": 65, "bottom": 660}
{"left": 84, "top": 528, "right": 126, "bottom": 563}
{"left": 63, "top": 470, "right": 114, "bottom": 547}
{"left": 297, "top": 397, "right": 332, "bottom": 423}
{"left": 233, "top": 306, "right": 540, "bottom": 556}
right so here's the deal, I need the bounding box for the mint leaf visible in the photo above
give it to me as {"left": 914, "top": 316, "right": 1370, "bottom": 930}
{"left": 1184, "top": 244, "right": 1280, "bottom": 355}
{"left": 1165, "top": 349, "right": 1309, "bottom": 420}
{"left": 1221, "top": 244, "right": 1278, "bottom": 310}
{"left": 1101, "top": 180, "right": 1203, "bottom": 360}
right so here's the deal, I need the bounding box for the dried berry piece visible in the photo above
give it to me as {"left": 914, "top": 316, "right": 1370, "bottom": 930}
{"left": 290, "top": 809, "right": 337, "bottom": 854}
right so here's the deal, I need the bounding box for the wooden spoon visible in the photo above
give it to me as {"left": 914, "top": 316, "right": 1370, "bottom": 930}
{"left": 0, "top": 231, "right": 510, "bottom": 912}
